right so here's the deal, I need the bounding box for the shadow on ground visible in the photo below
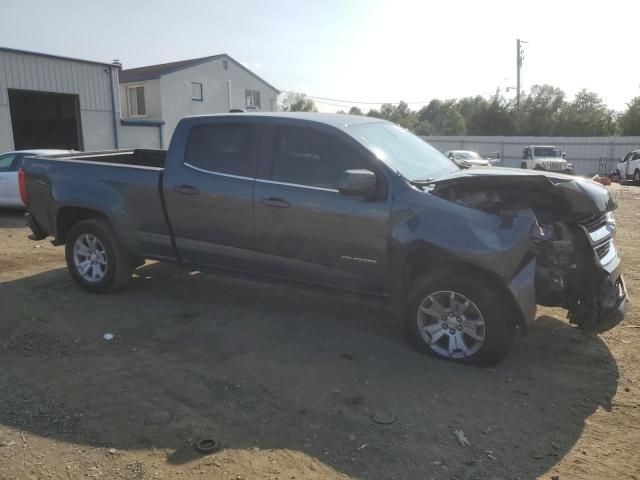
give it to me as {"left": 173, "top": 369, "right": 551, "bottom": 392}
{"left": 0, "top": 262, "right": 619, "bottom": 479}
{"left": 0, "top": 209, "right": 25, "bottom": 228}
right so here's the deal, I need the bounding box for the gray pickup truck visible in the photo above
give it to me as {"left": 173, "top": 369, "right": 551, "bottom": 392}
{"left": 21, "top": 113, "right": 627, "bottom": 366}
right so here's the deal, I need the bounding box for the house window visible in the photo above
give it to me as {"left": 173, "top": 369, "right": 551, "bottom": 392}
{"left": 191, "top": 82, "right": 203, "bottom": 101}
{"left": 127, "top": 85, "right": 146, "bottom": 117}
{"left": 245, "top": 90, "right": 261, "bottom": 110}
{"left": 222, "top": 59, "right": 228, "bottom": 70}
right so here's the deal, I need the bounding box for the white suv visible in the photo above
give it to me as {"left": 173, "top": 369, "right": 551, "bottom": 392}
{"left": 520, "top": 146, "right": 573, "bottom": 174}
{"left": 614, "top": 150, "right": 640, "bottom": 183}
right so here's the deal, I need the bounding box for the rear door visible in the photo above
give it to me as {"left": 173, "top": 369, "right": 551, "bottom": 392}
{"left": 253, "top": 123, "right": 391, "bottom": 293}
{"left": 163, "top": 118, "right": 260, "bottom": 269}
{"left": 0, "top": 153, "right": 20, "bottom": 206}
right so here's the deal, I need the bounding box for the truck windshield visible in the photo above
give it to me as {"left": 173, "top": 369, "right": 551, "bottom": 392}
{"left": 534, "top": 147, "right": 562, "bottom": 157}
{"left": 348, "top": 122, "right": 459, "bottom": 181}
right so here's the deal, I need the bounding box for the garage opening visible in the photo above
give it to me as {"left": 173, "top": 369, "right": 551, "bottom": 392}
{"left": 8, "top": 89, "right": 82, "bottom": 150}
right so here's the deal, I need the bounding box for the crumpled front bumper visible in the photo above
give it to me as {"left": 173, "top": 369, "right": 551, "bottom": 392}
{"left": 592, "top": 271, "right": 628, "bottom": 333}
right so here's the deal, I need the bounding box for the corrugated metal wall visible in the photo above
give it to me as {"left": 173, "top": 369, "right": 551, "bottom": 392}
{"left": 0, "top": 50, "right": 112, "bottom": 111}
{"left": 423, "top": 136, "right": 640, "bottom": 175}
{"left": 0, "top": 49, "right": 118, "bottom": 151}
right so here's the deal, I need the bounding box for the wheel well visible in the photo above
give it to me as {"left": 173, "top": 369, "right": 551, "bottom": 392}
{"left": 405, "top": 250, "right": 526, "bottom": 328}
{"left": 56, "top": 207, "right": 108, "bottom": 244}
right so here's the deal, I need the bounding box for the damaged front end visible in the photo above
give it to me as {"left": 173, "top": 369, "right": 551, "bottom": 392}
{"left": 429, "top": 169, "right": 627, "bottom": 333}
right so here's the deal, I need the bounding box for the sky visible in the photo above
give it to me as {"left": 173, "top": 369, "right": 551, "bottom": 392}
{"left": 1, "top": 0, "right": 639, "bottom": 112}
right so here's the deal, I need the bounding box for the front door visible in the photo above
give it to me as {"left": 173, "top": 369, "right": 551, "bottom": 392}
{"left": 163, "top": 119, "right": 259, "bottom": 269}
{"left": 253, "top": 124, "right": 390, "bottom": 294}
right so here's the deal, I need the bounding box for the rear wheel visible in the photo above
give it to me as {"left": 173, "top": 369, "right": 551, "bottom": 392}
{"left": 405, "top": 272, "right": 516, "bottom": 366}
{"left": 520, "top": 162, "right": 527, "bottom": 169}
{"left": 65, "top": 218, "right": 133, "bottom": 293}
{"left": 634, "top": 169, "right": 640, "bottom": 183}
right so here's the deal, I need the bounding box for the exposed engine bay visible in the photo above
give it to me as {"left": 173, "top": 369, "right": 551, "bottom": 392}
{"left": 429, "top": 171, "right": 625, "bottom": 332}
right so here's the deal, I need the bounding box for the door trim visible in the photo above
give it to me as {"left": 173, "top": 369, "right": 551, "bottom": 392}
{"left": 255, "top": 178, "right": 339, "bottom": 193}
{"left": 183, "top": 162, "right": 254, "bottom": 181}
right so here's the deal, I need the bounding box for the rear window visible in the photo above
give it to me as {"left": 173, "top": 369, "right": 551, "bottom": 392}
{"left": 185, "top": 124, "right": 255, "bottom": 176}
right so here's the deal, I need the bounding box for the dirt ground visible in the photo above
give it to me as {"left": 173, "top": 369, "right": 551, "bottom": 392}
{"left": 0, "top": 183, "right": 639, "bottom": 480}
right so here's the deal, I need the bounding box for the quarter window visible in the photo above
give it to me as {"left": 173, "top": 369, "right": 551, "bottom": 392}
{"left": 191, "top": 82, "right": 203, "bottom": 101}
{"left": 127, "top": 85, "right": 146, "bottom": 116}
{"left": 185, "top": 124, "right": 255, "bottom": 176}
{"left": 271, "top": 126, "right": 368, "bottom": 189}
{"left": 245, "top": 90, "right": 261, "bottom": 109}
{"left": 0, "top": 154, "right": 18, "bottom": 172}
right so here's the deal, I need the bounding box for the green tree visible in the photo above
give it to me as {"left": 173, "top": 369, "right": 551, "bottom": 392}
{"left": 618, "top": 96, "right": 640, "bottom": 135}
{"left": 348, "top": 106, "right": 364, "bottom": 116}
{"left": 467, "top": 91, "right": 517, "bottom": 135}
{"left": 555, "top": 90, "right": 614, "bottom": 136}
{"left": 280, "top": 92, "right": 317, "bottom": 112}
{"left": 417, "top": 99, "right": 465, "bottom": 135}
{"left": 518, "top": 84, "right": 565, "bottom": 135}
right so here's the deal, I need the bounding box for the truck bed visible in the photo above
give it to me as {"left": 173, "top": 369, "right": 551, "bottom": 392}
{"left": 40, "top": 149, "right": 167, "bottom": 169}
{"left": 23, "top": 149, "right": 174, "bottom": 260}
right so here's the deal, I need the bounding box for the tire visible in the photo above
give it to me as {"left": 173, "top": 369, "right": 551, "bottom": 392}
{"left": 634, "top": 169, "right": 640, "bottom": 184}
{"left": 65, "top": 218, "right": 133, "bottom": 293}
{"left": 520, "top": 162, "right": 527, "bottom": 169}
{"left": 404, "top": 272, "right": 516, "bottom": 366}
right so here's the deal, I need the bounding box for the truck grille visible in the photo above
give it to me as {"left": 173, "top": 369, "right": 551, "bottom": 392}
{"left": 546, "top": 162, "right": 565, "bottom": 171}
{"left": 580, "top": 214, "right": 614, "bottom": 263}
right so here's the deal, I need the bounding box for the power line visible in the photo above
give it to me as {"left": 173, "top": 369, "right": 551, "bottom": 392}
{"left": 280, "top": 90, "right": 430, "bottom": 105}
{"left": 281, "top": 89, "right": 501, "bottom": 107}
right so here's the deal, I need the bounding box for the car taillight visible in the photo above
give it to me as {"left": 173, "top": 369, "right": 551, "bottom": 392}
{"left": 18, "top": 168, "right": 28, "bottom": 205}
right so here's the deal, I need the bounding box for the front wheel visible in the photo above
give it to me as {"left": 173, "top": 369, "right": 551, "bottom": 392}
{"left": 404, "top": 273, "right": 516, "bottom": 366}
{"left": 65, "top": 218, "right": 133, "bottom": 293}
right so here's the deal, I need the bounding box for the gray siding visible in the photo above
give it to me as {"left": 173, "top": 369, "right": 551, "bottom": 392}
{"left": 0, "top": 49, "right": 117, "bottom": 151}
{"left": 423, "top": 136, "right": 640, "bottom": 175}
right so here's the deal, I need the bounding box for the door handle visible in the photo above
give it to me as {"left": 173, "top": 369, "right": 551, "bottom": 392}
{"left": 260, "top": 197, "right": 290, "bottom": 208}
{"left": 174, "top": 185, "right": 200, "bottom": 195}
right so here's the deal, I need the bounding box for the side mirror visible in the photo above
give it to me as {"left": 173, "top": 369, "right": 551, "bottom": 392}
{"left": 562, "top": 152, "right": 566, "bottom": 159}
{"left": 338, "top": 169, "right": 376, "bottom": 197}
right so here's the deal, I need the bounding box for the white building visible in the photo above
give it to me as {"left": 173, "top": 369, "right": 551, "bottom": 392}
{"left": 119, "top": 54, "right": 280, "bottom": 147}
{"left": 0, "top": 47, "right": 121, "bottom": 153}
{"left": 0, "top": 49, "right": 279, "bottom": 153}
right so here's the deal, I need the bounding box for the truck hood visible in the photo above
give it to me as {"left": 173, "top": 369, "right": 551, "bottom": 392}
{"left": 429, "top": 167, "right": 616, "bottom": 218}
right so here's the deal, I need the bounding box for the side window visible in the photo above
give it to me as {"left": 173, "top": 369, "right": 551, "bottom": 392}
{"left": 271, "top": 126, "right": 368, "bottom": 189}
{"left": 0, "top": 154, "right": 18, "bottom": 172}
{"left": 633, "top": 152, "right": 640, "bottom": 161}
{"left": 185, "top": 123, "right": 255, "bottom": 176}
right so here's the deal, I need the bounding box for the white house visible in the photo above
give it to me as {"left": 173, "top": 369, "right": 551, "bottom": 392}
{"left": 119, "top": 54, "right": 279, "bottom": 147}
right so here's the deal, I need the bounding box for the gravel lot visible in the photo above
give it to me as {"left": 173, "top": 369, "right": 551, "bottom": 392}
{"left": 0, "top": 183, "right": 639, "bottom": 480}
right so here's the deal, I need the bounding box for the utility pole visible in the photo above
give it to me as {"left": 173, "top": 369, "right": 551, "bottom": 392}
{"left": 516, "top": 38, "right": 527, "bottom": 111}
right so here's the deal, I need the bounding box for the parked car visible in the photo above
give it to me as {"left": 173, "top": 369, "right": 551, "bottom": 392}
{"left": 521, "top": 146, "right": 574, "bottom": 174}
{"left": 612, "top": 149, "right": 640, "bottom": 183}
{"left": 21, "top": 113, "right": 626, "bottom": 366}
{"left": 444, "top": 150, "right": 492, "bottom": 168}
{"left": 0, "top": 150, "right": 72, "bottom": 207}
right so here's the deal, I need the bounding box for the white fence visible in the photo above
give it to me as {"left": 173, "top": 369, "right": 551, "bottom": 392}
{"left": 422, "top": 136, "right": 640, "bottom": 176}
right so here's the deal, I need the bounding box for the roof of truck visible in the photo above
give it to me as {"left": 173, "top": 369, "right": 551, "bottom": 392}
{"left": 184, "top": 112, "right": 388, "bottom": 128}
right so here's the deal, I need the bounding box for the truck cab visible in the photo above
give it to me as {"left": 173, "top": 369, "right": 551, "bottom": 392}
{"left": 521, "top": 146, "right": 573, "bottom": 174}
{"left": 614, "top": 150, "right": 640, "bottom": 183}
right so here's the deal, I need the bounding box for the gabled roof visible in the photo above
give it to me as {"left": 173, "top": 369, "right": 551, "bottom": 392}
{"left": 119, "top": 54, "right": 279, "bottom": 93}
{"left": 0, "top": 47, "right": 114, "bottom": 67}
